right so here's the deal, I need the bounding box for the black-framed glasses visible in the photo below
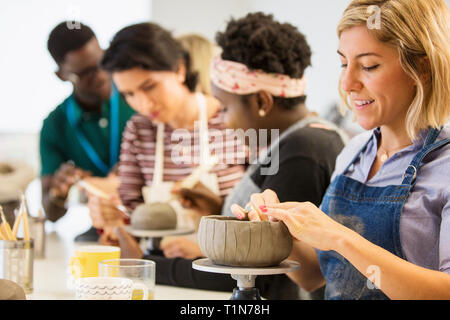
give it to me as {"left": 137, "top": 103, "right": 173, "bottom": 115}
{"left": 65, "top": 65, "right": 101, "bottom": 84}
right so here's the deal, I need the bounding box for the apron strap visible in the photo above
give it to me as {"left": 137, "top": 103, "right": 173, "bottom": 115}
{"left": 153, "top": 122, "right": 165, "bottom": 189}
{"left": 151, "top": 93, "right": 213, "bottom": 187}
{"left": 401, "top": 127, "right": 450, "bottom": 185}
{"left": 66, "top": 87, "right": 120, "bottom": 175}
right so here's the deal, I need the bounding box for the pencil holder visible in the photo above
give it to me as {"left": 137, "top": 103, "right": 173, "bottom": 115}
{"left": 0, "top": 238, "right": 34, "bottom": 294}
{"left": 29, "top": 217, "right": 45, "bottom": 259}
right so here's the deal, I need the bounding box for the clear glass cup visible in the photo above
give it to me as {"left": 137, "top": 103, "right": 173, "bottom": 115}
{"left": 98, "top": 259, "right": 155, "bottom": 300}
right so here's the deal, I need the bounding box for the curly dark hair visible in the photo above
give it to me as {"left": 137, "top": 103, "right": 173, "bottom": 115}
{"left": 215, "top": 12, "right": 312, "bottom": 109}
{"left": 101, "top": 22, "right": 198, "bottom": 92}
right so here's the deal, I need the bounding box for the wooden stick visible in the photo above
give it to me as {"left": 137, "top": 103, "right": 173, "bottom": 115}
{"left": 0, "top": 206, "right": 15, "bottom": 241}
{"left": 0, "top": 225, "right": 7, "bottom": 240}
{"left": 20, "top": 196, "right": 30, "bottom": 241}
{"left": 12, "top": 211, "right": 23, "bottom": 239}
{"left": 37, "top": 208, "right": 43, "bottom": 219}
{"left": 77, "top": 180, "right": 110, "bottom": 199}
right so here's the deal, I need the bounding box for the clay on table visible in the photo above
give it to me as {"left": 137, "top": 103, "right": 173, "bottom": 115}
{"left": 197, "top": 215, "right": 293, "bottom": 267}
{"left": 0, "top": 279, "right": 26, "bottom": 300}
{"left": 131, "top": 202, "right": 177, "bottom": 230}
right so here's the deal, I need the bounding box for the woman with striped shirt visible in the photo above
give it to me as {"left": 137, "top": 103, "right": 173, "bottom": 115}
{"left": 93, "top": 22, "right": 245, "bottom": 249}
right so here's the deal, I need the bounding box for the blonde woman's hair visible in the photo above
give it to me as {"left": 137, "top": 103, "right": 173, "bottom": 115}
{"left": 177, "top": 34, "right": 220, "bottom": 95}
{"left": 337, "top": 0, "right": 450, "bottom": 140}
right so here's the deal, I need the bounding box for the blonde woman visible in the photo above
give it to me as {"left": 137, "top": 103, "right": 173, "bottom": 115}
{"left": 177, "top": 33, "right": 219, "bottom": 95}
{"left": 233, "top": 0, "right": 450, "bottom": 299}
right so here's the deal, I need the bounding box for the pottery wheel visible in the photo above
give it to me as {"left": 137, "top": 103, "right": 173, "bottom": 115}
{"left": 124, "top": 226, "right": 195, "bottom": 254}
{"left": 192, "top": 258, "right": 300, "bottom": 300}
{"left": 124, "top": 226, "right": 195, "bottom": 238}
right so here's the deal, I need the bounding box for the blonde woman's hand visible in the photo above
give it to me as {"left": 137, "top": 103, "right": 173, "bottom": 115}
{"left": 261, "top": 201, "right": 348, "bottom": 252}
{"left": 230, "top": 189, "right": 280, "bottom": 221}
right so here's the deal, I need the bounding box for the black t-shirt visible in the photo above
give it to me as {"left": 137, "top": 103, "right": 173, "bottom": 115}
{"left": 144, "top": 125, "right": 345, "bottom": 299}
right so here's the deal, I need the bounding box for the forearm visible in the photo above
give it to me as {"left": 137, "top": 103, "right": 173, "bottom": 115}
{"left": 41, "top": 177, "right": 67, "bottom": 222}
{"left": 42, "top": 191, "right": 67, "bottom": 222}
{"left": 286, "top": 239, "right": 325, "bottom": 292}
{"left": 336, "top": 228, "right": 450, "bottom": 300}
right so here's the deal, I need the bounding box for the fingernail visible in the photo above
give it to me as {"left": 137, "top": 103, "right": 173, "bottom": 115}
{"left": 237, "top": 213, "right": 245, "bottom": 220}
{"left": 259, "top": 205, "right": 267, "bottom": 213}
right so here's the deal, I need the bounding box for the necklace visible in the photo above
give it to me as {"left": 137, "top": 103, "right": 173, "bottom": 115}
{"left": 378, "top": 142, "right": 412, "bottom": 163}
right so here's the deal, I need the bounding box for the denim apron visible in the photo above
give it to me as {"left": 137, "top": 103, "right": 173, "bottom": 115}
{"left": 318, "top": 127, "right": 450, "bottom": 300}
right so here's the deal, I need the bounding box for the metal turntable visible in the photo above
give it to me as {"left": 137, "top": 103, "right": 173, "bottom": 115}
{"left": 125, "top": 225, "right": 195, "bottom": 255}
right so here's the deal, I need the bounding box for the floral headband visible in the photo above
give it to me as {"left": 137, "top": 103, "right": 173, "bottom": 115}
{"left": 210, "top": 55, "right": 306, "bottom": 98}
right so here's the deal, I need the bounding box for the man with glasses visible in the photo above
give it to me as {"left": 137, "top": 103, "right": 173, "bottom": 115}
{"left": 40, "top": 22, "right": 134, "bottom": 241}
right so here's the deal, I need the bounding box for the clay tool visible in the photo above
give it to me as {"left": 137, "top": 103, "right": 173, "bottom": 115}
{"left": 77, "top": 180, "right": 131, "bottom": 218}
{"left": 11, "top": 211, "right": 23, "bottom": 239}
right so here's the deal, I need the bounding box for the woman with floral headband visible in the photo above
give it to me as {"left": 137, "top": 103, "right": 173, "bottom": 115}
{"left": 234, "top": 0, "right": 450, "bottom": 299}
{"left": 114, "top": 12, "right": 347, "bottom": 300}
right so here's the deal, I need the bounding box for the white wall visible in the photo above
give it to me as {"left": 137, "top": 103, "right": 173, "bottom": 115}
{"left": 249, "top": 0, "right": 350, "bottom": 117}
{"left": 152, "top": 0, "right": 253, "bottom": 40}
{"left": 152, "top": 0, "right": 450, "bottom": 135}
{"left": 0, "top": 0, "right": 152, "bottom": 134}
{"left": 152, "top": 0, "right": 351, "bottom": 118}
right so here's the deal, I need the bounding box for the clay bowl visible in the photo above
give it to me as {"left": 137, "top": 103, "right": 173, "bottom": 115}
{"left": 197, "top": 215, "right": 293, "bottom": 267}
{"left": 131, "top": 202, "right": 177, "bottom": 230}
{"left": 0, "top": 279, "right": 26, "bottom": 300}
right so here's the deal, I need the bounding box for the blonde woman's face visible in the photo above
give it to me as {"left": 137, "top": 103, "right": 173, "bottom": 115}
{"left": 338, "top": 25, "right": 416, "bottom": 131}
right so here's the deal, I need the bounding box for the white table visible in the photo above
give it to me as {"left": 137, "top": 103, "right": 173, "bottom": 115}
{"left": 26, "top": 203, "right": 231, "bottom": 300}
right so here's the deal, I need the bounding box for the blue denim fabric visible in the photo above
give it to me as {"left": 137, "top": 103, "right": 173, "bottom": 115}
{"left": 318, "top": 128, "right": 450, "bottom": 300}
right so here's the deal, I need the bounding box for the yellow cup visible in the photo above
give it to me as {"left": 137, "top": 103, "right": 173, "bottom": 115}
{"left": 70, "top": 245, "right": 120, "bottom": 278}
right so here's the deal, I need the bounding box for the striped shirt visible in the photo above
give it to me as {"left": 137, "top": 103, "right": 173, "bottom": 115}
{"left": 118, "top": 110, "right": 246, "bottom": 210}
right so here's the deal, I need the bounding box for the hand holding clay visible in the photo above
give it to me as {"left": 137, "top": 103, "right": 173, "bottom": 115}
{"left": 81, "top": 175, "right": 126, "bottom": 229}
{"left": 160, "top": 238, "right": 204, "bottom": 259}
{"left": 98, "top": 225, "right": 123, "bottom": 246}
{"left": 230, "top": 189, "right": 280, "bottom": 221}
{"left": 87, "top": 194, "right": 124, "bottom": 229}
{"left": 50, "top": 162, "right": 91, "bottom": 199}
{"left": 198, "top": 215, "right": 292, "bottom": 267}
{"left": 261, "top": 201, "right": 349, "bottom": 252}
{"left": 172, "top": 181, "right": 223, "bottom": 215}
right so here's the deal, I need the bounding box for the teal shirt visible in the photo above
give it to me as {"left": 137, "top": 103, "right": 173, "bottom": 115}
{"left": 40, "top": 90, "right": 135, "bottom": 177}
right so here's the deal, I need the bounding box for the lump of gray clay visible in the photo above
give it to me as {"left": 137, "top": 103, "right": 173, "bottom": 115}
{"left": 0, "top": 279, "right": 26, "bottom": 300}
{"left": 198, "top": 215, "right": 293, "bottom": 267}
{"left": 131, "top": 202, "right": 177, "bottom": 230}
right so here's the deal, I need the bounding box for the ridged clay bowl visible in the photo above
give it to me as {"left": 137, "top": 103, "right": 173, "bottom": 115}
{"left": 198, "top": 215, "right": 293, "bottom": 267}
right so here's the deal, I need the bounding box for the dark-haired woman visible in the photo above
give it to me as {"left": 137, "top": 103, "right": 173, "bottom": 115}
{"left": 88, "top": 22, "right": 245, "bottom": 250}
{"left": 114, "top": 13, "right": 347, "bottom": 300}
